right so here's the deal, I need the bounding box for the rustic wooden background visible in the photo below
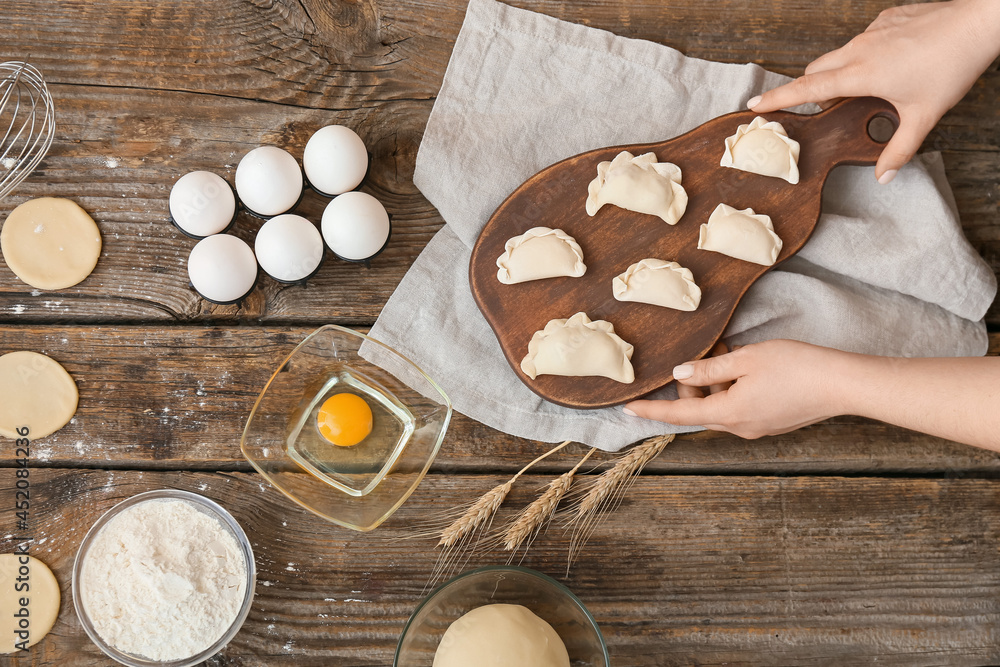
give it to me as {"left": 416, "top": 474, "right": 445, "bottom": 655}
{"left": 1, "top": 0, "right": 998, "bottom": 665}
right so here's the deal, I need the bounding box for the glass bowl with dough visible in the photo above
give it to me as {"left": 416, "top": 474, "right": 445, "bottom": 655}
{"left": 394, "top": 566, "right": 609, "bottom": 667}
{"left": 71, "top": 489, "right": 256, "bottom": 667}
{"left": 241, "top": 325, "right": 452, "bottom": 531}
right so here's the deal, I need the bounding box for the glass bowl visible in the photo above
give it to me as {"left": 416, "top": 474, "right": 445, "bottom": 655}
{"left": 395, "top": 566, "right": 609, "bottom": 666}
{"left": 72, "top": 490, "right": 256, "bottom": 667}
{"left": 241, "top": 325, "right": 452, "bottom": 531}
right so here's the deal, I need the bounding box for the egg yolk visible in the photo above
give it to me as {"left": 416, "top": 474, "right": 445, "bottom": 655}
{"left": 316, "top": 393, "right": 373, "bottom": 447}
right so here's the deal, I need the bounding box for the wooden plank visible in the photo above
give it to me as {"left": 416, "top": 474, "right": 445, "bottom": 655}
{"left": 2, "top": 0, "right": 993, "bottom": 101}
{"left": 0, "top": 325, "right": 998, "bottom": 473}
{"left": 0, "top": 86, "right": 436, "bottom": 323}
{"left": 0, "top": 115, "right": 994, "bottom": 326}
{"left": 3, "top": 469, "right": 999, "bottom": 665}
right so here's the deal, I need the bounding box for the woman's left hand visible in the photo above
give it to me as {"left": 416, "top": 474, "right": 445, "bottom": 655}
{"left": 624, "top": 340, "right": 848, "bottom": 439}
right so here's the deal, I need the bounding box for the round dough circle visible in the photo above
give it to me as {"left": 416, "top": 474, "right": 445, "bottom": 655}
{"left": 0, "top": 351, "right": 79, "bottom": 439}
{"left": 433, "top": 604, "right": 570, "bottom": 667}
{"left": 1, "top": 197, "right": 102, "bottom": 290}
{"left": 0, "top": 554, "right": 61, "bottom": 654}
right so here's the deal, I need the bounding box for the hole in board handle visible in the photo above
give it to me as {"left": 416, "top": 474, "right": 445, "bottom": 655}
{"left": 867, "top": 115, "right": 897, "bottom": 144}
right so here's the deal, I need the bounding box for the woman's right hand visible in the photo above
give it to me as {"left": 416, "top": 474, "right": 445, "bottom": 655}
{"left": 748, "top": 0, "right": 1000, "bottom": 184}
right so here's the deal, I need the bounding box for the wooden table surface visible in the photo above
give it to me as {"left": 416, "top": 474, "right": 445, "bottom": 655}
{"left": 2, "top": 1, "right": 999, "bottom": 665}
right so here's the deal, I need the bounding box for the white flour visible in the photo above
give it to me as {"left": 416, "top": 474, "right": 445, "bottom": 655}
{"left": 81, "top": 498, "right": 248, "bottom": 661}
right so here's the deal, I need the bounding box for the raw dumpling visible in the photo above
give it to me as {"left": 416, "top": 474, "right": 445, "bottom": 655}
{"left": 496, "top": 227, "right": 587, "bottom": 285}
{"left": 720, "top": 116, "right": 800, "bottom": 184}
{"left": 520, "top": 312, "right": 634, "bottom": 384}
{"left": 586, "top": 151, "right": 688, "bottom": 225}
{"left": 497, "top": 227, "right": 587, "bottom": 285}
{"left": 699, "top": 203, "right": 783, "bottom": 266}
{"left": 612, "top": 259, "right": 702, "bottom": 311}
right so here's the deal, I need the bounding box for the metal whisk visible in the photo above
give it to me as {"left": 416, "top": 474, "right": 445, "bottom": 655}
{"left": 0, "top": 61, "right": 55, "bottom": 201}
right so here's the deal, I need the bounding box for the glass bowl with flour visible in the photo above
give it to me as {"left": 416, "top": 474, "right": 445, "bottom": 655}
{"left": 72, "top": 489, "right": 256, "bottom": 666}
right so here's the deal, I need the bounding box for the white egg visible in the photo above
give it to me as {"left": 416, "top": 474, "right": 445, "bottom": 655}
{"left": 187, "top": 234, "right": 258, "bottom": 303}
{"left": 255, "top": 214, "right": 325, "bottom": 282}
{"left": 168, "top": 171, "right": 236, "bottom": 238}
{"left": 303, "top": 125, "right": 368, "bottom": 196}
{"left": 235, "top": 146, "right": 303, "bottom": 217}
{"left": 321, "top": 191, "right": 391, "bottom": 261}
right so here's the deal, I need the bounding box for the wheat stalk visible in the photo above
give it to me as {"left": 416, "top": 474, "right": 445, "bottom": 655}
{"left": 565, "top": 434, "right": 674, "bottom": 568}
{"left": 425, "top": 440, "right": 574, "bottom": 586}
{"left": 437, "top": 440, "right": 571, "bottom": 549}
{"left": 439, "top": 479, "right": 513, "bottom": 548}
{"left": 503, "top": 448, "right": 596, "bottom": 552}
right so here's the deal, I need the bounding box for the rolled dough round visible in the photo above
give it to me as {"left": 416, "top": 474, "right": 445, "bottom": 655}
{"left": 1, "top": 197, "right": 102, "bottom": 290}
{"left": 0, "top": 351, "right": 79, "bottom": 439}
{"left": 0, "top": 554, "right": 61, "bottom": 654}
{"left": 433, "top": 603, "right": 570, "bottom": 667}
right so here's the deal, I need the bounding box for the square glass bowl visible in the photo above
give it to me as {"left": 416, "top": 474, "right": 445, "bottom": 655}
{"left": 241, "top": 325, "right": 452, "bottom": 531}
{"left": 394, "top": 566, "right": 609, "bottom": 666}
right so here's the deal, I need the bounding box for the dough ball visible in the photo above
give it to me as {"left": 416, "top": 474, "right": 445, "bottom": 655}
{"left": 434, "top": 604, "right": 570, "bottom": 667}
{"left": 0, "top": 351, "right": 79, "bottom": 439}
{"left": 0, "top": 554, "right": 61, "bottom": 654}
{"left": 1, "top": 197, "right": 102, "bottom": 290}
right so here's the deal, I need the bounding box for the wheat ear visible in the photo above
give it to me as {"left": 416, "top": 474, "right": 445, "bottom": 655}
{"left": 503, "top": 448, "right": 595, "bottom": 552}
{"left": 566, "top": 434, "right": 674, "bottom": 568}
{"left": 437, "top": 440, "right": 572, "bottom": 549}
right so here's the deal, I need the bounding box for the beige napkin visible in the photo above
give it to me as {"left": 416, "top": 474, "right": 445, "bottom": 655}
{"left": 363, "top": 0, "right": 996, "bottom": 452}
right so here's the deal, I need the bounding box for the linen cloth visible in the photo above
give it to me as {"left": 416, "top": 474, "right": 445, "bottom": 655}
{"left": 363, "top": 0, "right": 996, "bottom": 451}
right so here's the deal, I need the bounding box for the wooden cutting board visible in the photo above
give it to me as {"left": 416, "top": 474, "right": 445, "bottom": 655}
{"left": 469, "top": 97, "right": 899, "bottom": 409}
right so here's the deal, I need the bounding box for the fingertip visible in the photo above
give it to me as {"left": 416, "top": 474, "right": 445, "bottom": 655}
{"left": 747, "top": 91, "right": 781, "bottom": 113}
{"left": 875, "top": 117, "right": 931, "bottom": 184}
{"left": 877, "top": 169, "right": 898, "bottom": 185}
{"left": 623, "top": 399, "right": 676, "bottom": 424}
{"left": 673, "top": 364, "right": 694, "bottom": 380}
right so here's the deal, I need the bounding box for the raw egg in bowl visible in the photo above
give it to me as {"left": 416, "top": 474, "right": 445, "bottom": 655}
{"left": 241, "top": 325, "right": 451, "bottom": 531}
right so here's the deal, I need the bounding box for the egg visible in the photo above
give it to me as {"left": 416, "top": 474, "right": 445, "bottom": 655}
{"left": 187, "top": 234, "right": 258, "bottom": 303}
{"left": 168, "top": 171, "right": 236, "bottom": 238}
{"left": 316, "top": 393, "right": 373, "bottom": 447}
{"left": 235, "top": 146, "right": 303, "bottom": 218}
{"left": 321, "top": 191, "right": 391, "bottom": 262}
{"left": 302, "top": 125, "right": 369, "bottom": 197}
{"left": 254, "top": 214, "right": 325, "bottom": 282}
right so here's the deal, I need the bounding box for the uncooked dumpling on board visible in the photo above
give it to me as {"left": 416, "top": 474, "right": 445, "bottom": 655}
{"left": 698, "top": 203, "right": 783, "bottom": 266}
{"left": 496, "top": 227, "right": 587, "bottom": 285}
{"left": 520, "top": 312, "right": 635, "bottom": 384}
{"left": 612, "top": 259, "right": 702, "bottom": 311}
{"left": 720, "top": 116, "right": 800, "bottom": 184}
{"left": 586, "top": 151, "right": 688, "bottom": 225}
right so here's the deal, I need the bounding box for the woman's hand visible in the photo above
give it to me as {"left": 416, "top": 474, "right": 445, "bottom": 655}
{"left": 624, "top": 340, "right": 1000, "bottom": 451}
{"left": 748, "top": 0, "right": 1000, "bottom": 183}
{"left": 624, "top": 340, "right": 848, "bottom": 439}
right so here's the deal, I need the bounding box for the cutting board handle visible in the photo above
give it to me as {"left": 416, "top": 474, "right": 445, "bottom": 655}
{"left": 805, "top": 97, "right": 900, "bottom": 169}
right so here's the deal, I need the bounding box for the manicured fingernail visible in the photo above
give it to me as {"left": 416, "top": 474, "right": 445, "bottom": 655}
{"left": 673, "top": 364, "right": 694, "bottom": 380}
{"left": 746, "top": 95, "right": 762, "bottom": 109}
{"left": 622, "top": 407, "right": 637, "bottom": 417}
{"left": 877, "top": 169, "right": 898, "bottom": 185}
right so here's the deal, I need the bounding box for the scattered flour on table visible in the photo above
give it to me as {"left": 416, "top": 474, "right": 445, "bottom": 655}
{"left": 80, "top": 498, "right": 247, "bottom": 661}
